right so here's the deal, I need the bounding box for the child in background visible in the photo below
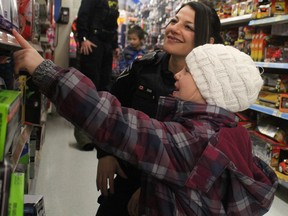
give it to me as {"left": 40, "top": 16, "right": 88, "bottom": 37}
{"left": 118, "top": 25, "right": 147, "bottom": 72}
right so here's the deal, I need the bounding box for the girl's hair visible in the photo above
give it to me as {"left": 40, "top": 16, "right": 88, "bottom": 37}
{"left": 177, "top": 1, "right": 223, "bottom": 47}
{"left": 128, "top": 25, "right": 146, "bottom": 40}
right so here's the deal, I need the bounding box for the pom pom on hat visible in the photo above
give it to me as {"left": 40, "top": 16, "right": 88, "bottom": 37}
{"left": 185, "top": 44, "right": 263, "bottom": 112}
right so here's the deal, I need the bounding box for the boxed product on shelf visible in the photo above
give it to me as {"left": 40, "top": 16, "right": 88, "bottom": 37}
{"left": 278, "top": 149, "right": 288, "bottom": 174}
{"left": 0, "top": 159, "right": 12, "bottom": 216}
{"left": 279, "top": 93, "right": 288, "bottom": 112}
{"left": 24, "top": 195, "right": 45, "bottom": 216}
{"left": 16, "top": 141, "right": 30, "bottom": 193}
{"left": 258, "top": 91, "right": 280, "bottom": 108}
{"left": 17, "top": 73, "right": 47, "bottom": 126}
{"left": 8, "top": 172, "right": 24, "bottom": 216}
{"left": 10, "top": 0, "right": 19, "bottom": 30}
{"left": 0, "top": 56, "right": 15, "bottom": 90}
{"left": 0, "top": 0, "right": 12, "bottom": 32}
{"left": 17, "top": 0, "right": 33, "bottom": 40}
{"left": 0, "top": 90, "right": 21, "bottom": 162}
{"left": 250, "top": 130, "right": 288, "bottom": 167}
{"left": 272, "top": 0, "right": 288, "bottom": 16}
{"left": 28, "top": 138, "right": 36, "bottom": 179}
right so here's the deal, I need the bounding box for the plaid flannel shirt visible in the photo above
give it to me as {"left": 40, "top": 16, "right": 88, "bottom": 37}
{"left": 32, "top": 60, "right": 278, "bottom": 215}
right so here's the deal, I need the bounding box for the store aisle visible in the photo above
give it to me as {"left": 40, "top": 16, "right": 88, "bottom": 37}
{"left": 32, "top": 113, "right": 288, "bottom": 216}
{"left": 32, "top": 113, "right": 100, "bottom": 216}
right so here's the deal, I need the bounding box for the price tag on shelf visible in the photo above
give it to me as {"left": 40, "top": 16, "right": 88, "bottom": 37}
{"left": 272, "top": 109, "right": 282, "bottom": 117}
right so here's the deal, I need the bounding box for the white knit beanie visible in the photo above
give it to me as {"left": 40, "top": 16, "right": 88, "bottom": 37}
{"left": 185, "top": 44, "right": 263, "bottom": 112}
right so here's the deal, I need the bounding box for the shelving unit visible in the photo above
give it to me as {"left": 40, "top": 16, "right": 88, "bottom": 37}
{"left": 220, "top": 14, "right": 288, "bottom": 190}
{"left": 255, "top": 62, "right": 288, "bottom": 69}
{"left": 0, "top": 30, "right": 43, "bottom": 53}
{"left": 248, "top": 15, "right": 288, "bottom": 26}
{"left": 220, "top": 14, "right": 253, "bottom": 26}
{"left": 249, "top": 104, "right": 288, "bottom": 120}
{"left": 0, "top": 1, "right": 56, "bottom": 215}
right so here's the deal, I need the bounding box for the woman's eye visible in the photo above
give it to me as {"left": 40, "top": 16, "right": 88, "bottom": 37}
{"left": 186, "top": 25, "right": 195, "bottom": 32}
{"left": 169, "top": 18, "right": 177, "bottom": 25}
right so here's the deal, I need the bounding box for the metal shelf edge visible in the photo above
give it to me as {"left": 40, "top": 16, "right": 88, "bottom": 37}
{"left": 249, "top": 104, "right": 288, "bottom": 120}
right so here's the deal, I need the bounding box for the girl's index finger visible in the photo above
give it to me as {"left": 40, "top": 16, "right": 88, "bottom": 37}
{"left": 12, "top": 29, "right": 32, "bottom": 49}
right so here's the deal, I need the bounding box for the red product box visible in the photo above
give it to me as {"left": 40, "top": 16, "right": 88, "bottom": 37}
{"left": 17, "top": 0, "right": 33, "bottom": 40}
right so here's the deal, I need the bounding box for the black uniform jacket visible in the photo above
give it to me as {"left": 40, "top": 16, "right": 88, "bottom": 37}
{"left": 96, "top": 51, "right": 175, "bottom": 159}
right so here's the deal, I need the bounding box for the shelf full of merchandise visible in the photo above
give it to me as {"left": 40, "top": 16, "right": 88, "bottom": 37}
{"left": 220, "top": 14, "right": 288, "bottom": 189}
{"left": 0, "top": 0, "right": 54, "bottom": 214}
{"left": 0, "top": 27, "right": 47, "bottom": 192}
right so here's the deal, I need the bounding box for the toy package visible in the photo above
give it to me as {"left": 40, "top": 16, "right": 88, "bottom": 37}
{"left": 8, "top": 172, "right": 24, "bottom": 216}
{"left": 0, "top": 90, "right": 21, "bottom": 162}
{"left": 16, "top": 72, "right": 48, "bottom": 126}
{"left": 11, "top": 0, "right": 19, "bottom": 31}
{"left": 17, "top": 0, "right": 33, "bottom": 40}
{"left": 24, "top": 195, "right": 46, "bottom": 216}
{"left": 0, "top": 159, "right": 12, "bottom": 216}
{"left": 0, "top": 0, "right": 12, "bottom": 32}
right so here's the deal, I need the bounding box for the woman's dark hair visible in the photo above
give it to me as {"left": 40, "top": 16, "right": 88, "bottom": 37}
{"left": 177, "top": 1, "right": 223, "bottom": 47}
{"left": 128, "top": 25, "right": 146, "bottom": 40}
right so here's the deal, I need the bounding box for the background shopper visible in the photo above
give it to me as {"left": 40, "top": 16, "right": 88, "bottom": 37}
{"left": 118, "top": 25, "right": 147, "bottom": 72}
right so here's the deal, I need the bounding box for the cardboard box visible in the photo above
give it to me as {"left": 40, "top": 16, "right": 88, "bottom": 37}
{"left": 250, "top": 130, "right": 288, "bottom": 167}
{"left": 8, "top": 172, "right": 25, "bottom": 216}
{"left": 0, "top": 90, "right": 21, "bottom": 162}
{"left": 0, "top": 0, "right": 12, "bottom": 32}
{"left": 24, "top": 195, "right": 46, "bottom": 216}
{"left": 16, "top": 142, "right": 30, "bottom": 193}
{"left": 18, "top": 73, "right": 47, "bottom": 126}
{"left": 17, "top": 0, "right": 33, "bottom": 40}
{"left": 0, "top": 159, "right": 12, "bottom": 216}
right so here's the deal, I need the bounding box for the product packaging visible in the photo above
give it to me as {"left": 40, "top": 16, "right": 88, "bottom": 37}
{"left": 0, "top": 90, "right": 21, "bottom": 162}
{"left": 24, "top": 195, "right": 46, "bottom": 216}
{"left": 0, "top": 159, "right": 12, "bottom": 216}
{"left": 8, "top": 172, "right": 25, "bottom": 216}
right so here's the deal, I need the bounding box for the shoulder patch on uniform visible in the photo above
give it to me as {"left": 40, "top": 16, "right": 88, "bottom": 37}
{"left": 117, "top": 67, "right": 130, "bottom": 79}
{"left": 134, "top": 51, "right": 158, "bottom": 64}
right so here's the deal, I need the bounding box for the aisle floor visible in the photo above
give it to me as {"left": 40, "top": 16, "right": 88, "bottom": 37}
{"left": 33, "top": 113, "right": 288, "bottom": 216}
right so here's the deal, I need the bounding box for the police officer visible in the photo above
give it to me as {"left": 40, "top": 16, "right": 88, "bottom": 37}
{"left": 77, "top": 0, "right": 119, "bottom": 91}
{"left": 96, "top": 50, "right": 175, "bottom": 216}
{"left": 75, "top": 0, "right": 120, "bottom": 150}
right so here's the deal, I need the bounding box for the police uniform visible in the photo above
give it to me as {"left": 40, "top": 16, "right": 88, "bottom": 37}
{"left": 77, "top": 0, "right": 119, "bottom": 91}
{"left": 96, "top": 51, "right": 175, "bottom": 216}
{"left": 75, "top": 0, "right": 119, "bottom": 150}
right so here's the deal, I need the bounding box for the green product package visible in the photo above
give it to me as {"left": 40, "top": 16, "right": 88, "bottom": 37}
{"left": 8, "top": 172, "right": 24, "bottom": 216}
{"left": 0, "top": 90, "right": 21, "bottom": 161}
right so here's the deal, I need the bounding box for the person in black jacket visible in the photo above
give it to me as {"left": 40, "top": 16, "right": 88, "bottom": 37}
{"left": 75, "top": 0, "right": 120, "bottom": 150}
{"left": 95, "top": 1, "right": 224, "bottom": 216}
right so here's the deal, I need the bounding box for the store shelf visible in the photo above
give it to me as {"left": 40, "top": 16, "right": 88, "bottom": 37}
{"left": 255, "top": 62, "right": 288, "bottom": 70}
{"left": 275, "top": 171, "right": 288, "bottom": 189}
{"left": 0, "top": 30, "right": 43, "bottom": 53}
{"left": 0, "top": 30, "right": 21, "bottom": 51}
{"left": 220, "top": 14, "right": 252, "bottom": 26}
{"left": 10, "top": 125, "right": 33, "bottom": 172}
{"left": 249, "top": 15, "right": 288, "bottom": 26}
{"left": 249, "top": 104, "right": 288, "bottom": 120}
